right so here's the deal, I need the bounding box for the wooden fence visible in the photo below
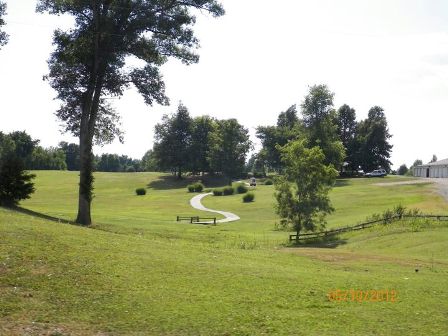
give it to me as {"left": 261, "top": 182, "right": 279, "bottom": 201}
{"left": 289, "top": 214, "right": 448, "bottom": 242}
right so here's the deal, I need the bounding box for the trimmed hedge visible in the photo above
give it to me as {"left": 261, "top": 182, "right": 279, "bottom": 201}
{"left": 135, "top": 188, "right": 146, "bottom": 196}
{"left": 264, "top": 179, "right": 273, "bottom": 185}
{"left": 236, "top": 183, "right": 248, "bottom": 194}
{"left": 243, "top": 192, "right": 255, "bottom": 202}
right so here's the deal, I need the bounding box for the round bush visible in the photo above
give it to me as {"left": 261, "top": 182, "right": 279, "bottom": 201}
{"left": 187, "top": 182, "right": 205, "bottom": 193}
{"left": 236, "top": 183, "right": 248, "bottom": 194}
{"left": 223, "top": 186, "right": 235, "bottom": 196}
{"left": 243, "top": 192, "right": 255, "bottom": 203}
{"left": 194, "top": 182, "right": 204, "bottom": 192}
{"left": 135, "top": 188, "right": 146, "bottom": 196}
{"left": 213, "top": 188, "right": 223, "bottom": 196}
{"left": 264, "top": 179, "right": 273, "bottom": 185}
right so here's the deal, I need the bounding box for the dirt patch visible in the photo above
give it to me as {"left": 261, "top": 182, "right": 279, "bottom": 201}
{"left": 280, "top": 247, "right": 444, "bottom": 267}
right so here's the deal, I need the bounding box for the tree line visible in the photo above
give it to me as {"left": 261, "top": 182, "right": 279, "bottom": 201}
{"left": 0, "top": 131, "right": 154, "bottom": 173}
{"left": 151, "top": 103, "right": 252, "bottom": 183}
{"left": 254, "top": 84, "right": 393, "bottom": 176}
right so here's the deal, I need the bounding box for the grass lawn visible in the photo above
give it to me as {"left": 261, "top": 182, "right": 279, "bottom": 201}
{"left": 1, "top": 171, "right": 448, "bottom": 335}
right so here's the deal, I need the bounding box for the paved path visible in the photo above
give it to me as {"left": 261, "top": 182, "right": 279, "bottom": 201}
{"left": 189, "top": 193, "right": 240, "bottom": 223}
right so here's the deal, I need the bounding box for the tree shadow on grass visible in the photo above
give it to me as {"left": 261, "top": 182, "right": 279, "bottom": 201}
{"left": 7, "top": 206, "right": 76, "bottom": 225}
{"left": 287, "top": 235, "right": 348, "bottom": 249}
{"left": 147, "top": 174, "right": 229, "bottom": 190}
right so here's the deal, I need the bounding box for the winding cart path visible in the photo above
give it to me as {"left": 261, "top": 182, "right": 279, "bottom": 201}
{"left": 189, "top": 193, "right": 240, "bottom": 223}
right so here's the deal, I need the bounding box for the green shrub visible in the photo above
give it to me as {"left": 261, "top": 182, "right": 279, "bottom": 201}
{"left": 135, "top": 188, "right": 146, "bottom": 196}
{"left": 213, "top": 188, "right": 223, "bottom": 196}
{"left": 223, "top": 186, "right": 234, "bottom": 195}
{"left": 187, "top": 182, "right": 205, "bottom": 193}
{"left": 236, "top": 183, "right": 248, "bottom": 194}
{"left": 264, "top": 179, "right": 273, "bottom": 185}
{"left": 243, "top": 192, "right": 255, "bottom": 203}
{"left": 194, "top": 183, "right": 204, "bottom": 192}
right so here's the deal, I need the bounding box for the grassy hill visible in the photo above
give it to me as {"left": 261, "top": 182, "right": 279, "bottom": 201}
{"left": 1, "top": 171, "right": 448, "bottom": 335}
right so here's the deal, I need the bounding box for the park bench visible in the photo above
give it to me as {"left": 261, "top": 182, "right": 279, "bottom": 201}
{"left": 176, "top": 216, "right": 217, "bottom": 225}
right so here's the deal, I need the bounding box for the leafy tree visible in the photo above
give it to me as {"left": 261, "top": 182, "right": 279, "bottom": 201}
{"left": 59, "top": 142, "right": 80, "bottom": 171}
{"left": 190, "top": 116, "right": 214, "bottom": 175}
{"left": 38, "top": 0, "right": 224, "bottom": 225}
{"left": 153, "top": 104, "right": 193, "bottom": 178}
{"left": 301, "top": 85, "right": 345, "bottom": 168}
{"left": 354, "top": 106, "right": 393, "bottom": 172}
{"left": 336, "top": 104, "right": 357, "bottom": 170}
{"left": 0, "top": 1, "right": 7, "bottom": 48}
{"left": 430, "top": 155, "right": 438, "bottom": 163}
{"left": 209, "top": 119, "right": 252, "bottom": 184}
{"left": 412, "top": 159, "right": 423, "bottom": 167}
{"left": 9, "top": 131, "right": 39, "bottom": 161}
{"left": 0, "top": 133, "right": 35, "bottom": 207}
{"left": 397, "top": 164, "right": 408, "bottom": 176}
{"left": 256, "top": 105, "right": 303, "bottom": 172}
{"left": 141, "top": 149, "right": 160, "bottom": 172}
{"left": 274, "top": 139, "right": 338, "bottom": 243}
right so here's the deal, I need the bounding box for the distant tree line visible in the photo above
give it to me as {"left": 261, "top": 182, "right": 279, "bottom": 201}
{"left": 152, "top": 103, "right": 252, "bottom": 183}
{"left": 254, "top": 85, "right": 393, "bottom": 176}
{"left": 0, "top": 131, "right": 151, "bottom": 173}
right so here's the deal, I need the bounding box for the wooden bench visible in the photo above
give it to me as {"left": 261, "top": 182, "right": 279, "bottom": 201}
{"left": 176, "top": 216, "right": 217, "bottom": 225}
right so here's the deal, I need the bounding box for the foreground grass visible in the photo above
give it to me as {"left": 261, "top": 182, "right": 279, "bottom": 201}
{"left": 1, "top": 171, "right": 447, "bottom": 335}
{"left": 1, "top": 207, "right": 448, "bottom": 335}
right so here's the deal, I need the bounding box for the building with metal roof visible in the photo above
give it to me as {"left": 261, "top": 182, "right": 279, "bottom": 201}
{"left": 414, "top": 158, "right": 448, "bottom": 178}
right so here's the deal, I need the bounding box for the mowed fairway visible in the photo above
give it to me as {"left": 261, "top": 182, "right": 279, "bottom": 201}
{"left": 1, "top": 171, "right": 448, "bottom": 335}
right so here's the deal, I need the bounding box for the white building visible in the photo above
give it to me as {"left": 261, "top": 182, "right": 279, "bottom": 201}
{"left": 414, "top": 158, "right": 448, "bottom": 178}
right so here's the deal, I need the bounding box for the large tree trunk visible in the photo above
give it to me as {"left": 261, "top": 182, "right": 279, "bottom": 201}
{"left": 76, "top": 122, "right": 94, "bottom": 225}
{"left": 177, "top": 166, "right": 182, "bottom": 179}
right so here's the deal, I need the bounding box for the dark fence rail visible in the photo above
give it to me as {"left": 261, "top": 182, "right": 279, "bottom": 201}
{"left": 289, "top": 214, "right": 448, "bottom": 242}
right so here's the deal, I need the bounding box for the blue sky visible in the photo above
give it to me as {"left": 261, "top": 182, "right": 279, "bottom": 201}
{"left": 1, "top": 0, "right": 448, "bottom": 168}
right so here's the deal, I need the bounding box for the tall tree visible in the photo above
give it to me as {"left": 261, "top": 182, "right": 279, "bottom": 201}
{"left": 190, "top": 116, "right": 214, "bottom": 175}
{"left": 354, "top": 106, "right": 393, "bottom": 172}
{"left": 209, "top": 119, "right": 252, "bottom": 184}
{"left": 153, "top": 104, "right": 193, "bottom": 178}
{"left": 0, "top": 1, "right": 7, "bottom": 48}
{"left": 301, "top": 85, "right": 345, "bottom": 168}
{"left": 38, "top": 0, "right": 224, "bottom": 225}
{"left": 274, "top": 139, "right": 338, "bottom": 243}
{"left": 336, "top": 104, "right": 357, "bottom": 148}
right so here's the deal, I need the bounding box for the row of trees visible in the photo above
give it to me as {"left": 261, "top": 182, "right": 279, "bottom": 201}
{"left": 254, "top": 85, "right": 393, "bottom": 176}
{"left": 152, "top": 104, "right": 252, "bottom": 183}
{"left": 0, "top": 131, "right": 152, "bottom": 173}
